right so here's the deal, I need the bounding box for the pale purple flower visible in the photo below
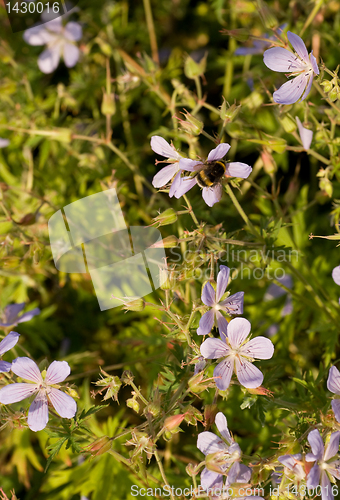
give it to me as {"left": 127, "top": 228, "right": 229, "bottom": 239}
{"left": 0, "top": 139, "right": 9, "bottom": 148}
{"left": 332, "top": 266, "right": 340, "bottom": 304}
{"left": 194, "top": 356, "right": 206, "bottom": 375}
{"left": 151, "top": 136, "right": 183, "bottom": 197}
{"left": 197, "top": 266, "right": 244, "bottom": 336}
{"left": 23, "top": 17, "right": 82, "bottom": 74}
{"left": 0, "top": 332, "right": 20, "bottom": 373}
{"left": 278, "top": 454, "right": 305, "bottom": 480}
{"left": 263, "top": 31, "right": 319, "bottom": 105}
{"left": 0, "top": 357, "right": 77, "bottom": 432}
{"left": 200, "top": 317, "right": 274, "bottom": 390}
{"left": 218, "top": 463, "right": 263, "bottom": 500}
{"left": 197, "top": 412, "right": 241, "bottom": 491}
{"left": 306, "top": 430, "right": 340, "bottom": 500}
{"left": 296, "top": 117, "right": 313, "bottom": 150}
{"left": 327, "top": 366, "right": 340, "bottom": 423}
{"left": 174, "top": 144, "right": 252, "bottom": 207}
{"left": 0, "top": 303, "right": 40, "bottom": 328}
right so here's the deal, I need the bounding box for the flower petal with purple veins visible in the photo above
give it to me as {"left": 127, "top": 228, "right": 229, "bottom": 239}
{"left": 327, "top": 366, "right": 340, "bottom": 395}
{"left": 197, "top": 431, "right": 227, "bottom": 455}
{"left": 0, "top": 332, "right": 20, "bottom": 356}
{"left": 327, "top": 460, "right": 340, "bottom": 480}
{"left": 300, "top": 73, "right": 314, "bottom": 102}
{"left": 235, "top": 358, "right": 263, "bottom": 388}
{"left": 0, "top": 360, "right": 12, "bottom": 373}
{"left": 225, "top": 162, "right": 252, "bottom": 179}
{"left": 201, "top": 281, "right": 217, "bottom": 307}
{"left": 310, "top": 52, "right": 319, "bottom": 75}
{"left": 287, "top": 31, "right": 309, "bottom": 62}
{"left": 207, "top": 144, "right": 231, "bottom": 162}
{"left": 63, "top": 43, "right": 80, "bottom": 68}
{"left": 213, "top": 358, "right": 234, "bottom": 390}
{"left": 307, "top": 429, "right": 324, "bottom": 460}
{"left": 216, "top": 312, "right": 229, "bottom": 338}
{"left": 200, "top": 338, "right": 229, "bottom": 359}
{"left": 331, "top": 400, "right": 340, "bottom": 423}
{"left": 324, "top": 431, "right": 340, "bottom": 461}
{"left": 200, "top": 467, "right": 223, "bottom": 491}
{"left": 45, "top": 360, "right": 71, "bottom": 385}
{"left": 151, "top": 136, "right": 181, "bottom": 159}
{"left": 48, "top": 388, "right": 77, "bottom": 418}
{"left": 240, "top": 337, "right": 274, "bottom": 360}
{"left": 169, "top": 170, "right": 182, "bottom": 197}
{"left": 215, "top": 412, "right": 232, "bottom": 444}
{"left": 307, "top": 463, "right": 321, "bottom": 489}
{"left": 11, "top": 357, "right": 42, "bottom": 384}
{"left": 0, "top": 382, "right": 38, "bottom": 404}
{"left": 320, "top": 470, "right": 333, "bottom": 500}
{"left": 27, "top": 391, "right": 49, "bottom": 432}
{"left": 273, "top": 73, "right": 307, "bottom": 105}
{"left": 173, "top": 176, "right": 197, "bottom": 198}
{"left": 152, "top": 164, "right": 180, "bottom": 188}
{"left": 263, "top": 47, "right": 304, "bottom": 72}
{"left": 197, "top": 309, "right": 215, "bottom": 336}
{"left": 216, "top": 266, "right": 230, "bottom": 303}
{"left": 220, "top": 291, "right": 244, "bottom": 315}
{"left": 296, "top": 117, "right": 313, "bottom": 150}
{"left": 332, "top": 266, "right": 340, "bottom": 286}
{"left": 227, "top": 317, "right": 251, "bottom": 349}
{"left": 202, "top": 185, "right": 222, "bottom": 207}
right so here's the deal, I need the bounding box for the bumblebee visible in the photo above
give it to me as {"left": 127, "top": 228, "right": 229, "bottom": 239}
{"left": 195, "top": 160, "right": 226, "bottom": 189}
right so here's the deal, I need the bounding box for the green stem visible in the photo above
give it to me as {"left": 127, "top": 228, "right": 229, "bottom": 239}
{"left": 183, "top": 194, "right": 199, "bottom": 227}
{"left": 142, "top": 0, "right": 159, "bottom": 65}
{"left": 130, "top": 381, "right": 149, "bottom": 406}
{"left": 313, "top": 81, "right": 340, "bottom": 113}
{"left": 154, "top": 449, "right": 175, "bottom": 500}
{"left": 300, "top": 0, "right": 324, "bottom": 36}
{"left": 225, "top": 184, "right": 261, "bottom": 239}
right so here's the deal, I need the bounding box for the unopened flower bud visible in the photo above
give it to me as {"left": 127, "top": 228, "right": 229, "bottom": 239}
{"left": 159, "top": 267, "right": 171, "bottom": 290}
{"left": 220, "top": 99, "right": 240, "bottom": 123}
{"left": 145, "top": 402, "right": 161, "bottom": 417}
{"left": 184, "top": 53, "right": 207, "bottom": 79}
{"left": 280, "top": 116, "right": 297, "bottom": 133}
{"left": 164, "top": 413, "right": 186, "bottom": 432}
{"left": 319, "top": 178, "right": 333, "bottom": 197}
{"left": 186, "top": 463, "right": 199, "bottom": 477}
{"left": 151, "top": 235, "right": 178, "bottom": 248}
{"left": 123, "top": 298, "right": 145, "bottom": 312}
{"left": 127, "top": 397, "right": 140, "bottom": 413}
{"left": 188, "top": 372, "right": 209, "bottom": 394}
{"left": 329, "top": 87, "right": 338, "bottom": 102}
{"left": 321, "top": 80, "right": 333, "bottom": 93}
{"left": 86, "top": 436, "right": 112, "bottom": 456}
{"left": 204, "top": 404, "right": 218, "bottom": 428}
{"left": 178, "top": 111, "right": 203, "bottom": 135}
{"left": 101, "top": 93, "right": 116, "bottom": 116}
{"left": 152, "top": 208, "right": 177, "bottom": 227}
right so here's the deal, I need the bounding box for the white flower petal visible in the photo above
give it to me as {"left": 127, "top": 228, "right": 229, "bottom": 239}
{"left": 263, "top": 47, "right": 305, "bottom": 72}
{"left": 200, "top": 467, "right": 223, "bottom": 491}
{"left": 225, "top": 162, "right": 252, "bottom": 179}
{"left": 0, "top": 382, "right": 37, "bottom": 404}
{"left": 215, "top": 412, "right": 232, "bottom": 444}
{"left": 23, "top": 26, "right": 53, "bottom": 46}
{"left": 207, "top": 143, "right": 231, "bottom": 162}
{"left": 45, "top": 360, "right": 71, "bottom": 384}
{"left": 27, "top": 391, "right": 49, "bottom": 432}
{"left": 287, "top": 31, "right": 309, "bottom": 62}
{"left": 63, "top": 43, "right": 80, "bottom": 68}
{"left": 300, "top": 73, "right": 314, "bottom": 103}
{"left": 64, "top": 22, "right": 82, "bottom": 42}
{"left": 331, "top": 400, "right": 340, "bottom": 423}
{"left": 200, "top": 338, "right": 229, "bottom": 359}
{"left": 0, "top": 138, "right": 10, "bottom": 148}
{"left": 227, "top": 317, "right": 251, "bottom": 349}
{"left": 310, "top": 51, "right": 319, "bottom": 75}
{"left": 169, "top": 171, "right": 182, "bottom": 197}
{"left": 235, "top": 358, "right": 263, "bottom": 388}
{"left": 152, "top": 164, "right": 179, "bottom": 188}
{"left": 11, "top": 357, "right": 42, "bottom": 383}
{"left": 324, "top": 431, "right": 340, "bottom": 461}
{"left": 0, "top": 331, "right": 19, "bottom": 356}
{"left": 38, "top": 46, "right": 61, "bottom": 74}
{"left": 332, "top": 266, "right": 340, "bottom": 286}
{"left": 48, "top": 388, "right": 77, "bottom": 418}
{"left": 213, "top": 359, "right": 234, "bottom": 390}
{"left": 327, "top": 366, "right": 340, "bottom": 395}
{"left": 273, "top": 73, "right": 307, "bottom": 105}
{"left": 197, "top": 431, "right": 227, "bottom": 455}
{"left": 240, "top": 337, "right": 274, "bottom": 360}
{"left": 178, "top": 158, "right": 202, "bottom": 171}
{"left": 202, "top": 185, "right": 222, "bottom": 207}
{"left": 173, "top": 176, "right": 197, "bottom": 198}
{"left": 150, "top": 136, "right": 181, "bottom": 159}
